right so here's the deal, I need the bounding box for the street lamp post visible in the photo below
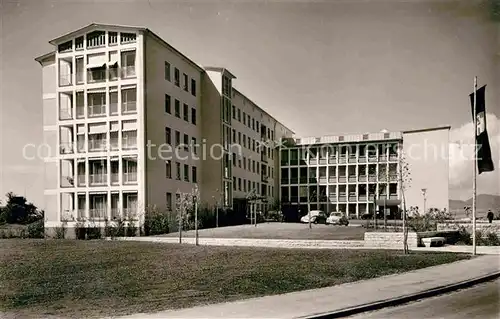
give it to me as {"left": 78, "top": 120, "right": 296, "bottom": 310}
{"left": 421, "top": 188, "right": 427, "bottom": 214}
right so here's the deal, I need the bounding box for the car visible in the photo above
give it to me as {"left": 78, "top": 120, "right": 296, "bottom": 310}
{"left": 300, "top": 210, "right": 327, "bottom": 224}
{"left": 326, "top": 212, "right": 349, "bottom": 226}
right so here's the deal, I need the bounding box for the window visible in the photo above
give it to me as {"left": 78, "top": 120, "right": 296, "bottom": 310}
{"left": 232, "top": 105, "right": 236, "bottom": 119}
{"left": 252, "top": 118, "right": 255, "bottom": 130}
{"left": 183, "top": 104, "right": 189, "bottom": 122}
{"left": 175, "top": 130, "right": 180, "bottom": 146}
{"left": 165, "top": 127, "right": 171, "bottom": 144}
{"left": 192, "top": 166, "right": 197, "bottom": 183}
{"left": 238, "top": 132, "right": 241, "bottom": 144}
{"left": 252, "top": 139, "right": 255, "bottom": 152}
{"left": 174, "top": 68, "right": 180, "bottom": 86}
{"left": 256, "top": 121, "right": 259, "bottom": 132}
{"left": 247, "top": 137, "right": 250, "bottom": 149}
{"left": 183, "top": 134, "right": 189, "bottom": 150}
{"left": 238, "top": 178, "right": 242, "bottom": 191}
{"left": 165, "top": 94, "right": 171, "bottom": 113}
{"left": 164, "top": 62, "right": 171, "bottom": 81}
{"left": 166, "top": 161, "right": 172, "bottom": 178}
{"left": 184, "top": 164, "right": 189, "bottom": 182}
{"left": 191, "top": 79, "right": 196, "bottom": 96}
{"left": 243, "top": 157, "right": 246, "bottom": 170}
{"left": 232, "top": 129, "right": 236, "bottom": 143}
{"left": 175, "top": 100, "right": 180, "bottom": 118}
{"left": 166, "top": 192, "right": 172, "bottom": 210}
{"left": 232, "top": 153, "right": 236, "bottom": 166}
{"left": 243, "top": 112, "right": 246, "bottom": 125}
{"left": 191, "top": 108, "right": 196, "bottom": 125}
{"left": 247, "top": 115, "right": 251, "bottom": 127}
{"left": 233, "top": 177, "right": 236, "bottom": 190}
{"left": 183, "top": 73, "right": 188, "bottom": 91}
{"left": 176, "top": 162, "right": 181, "bottom": 180}
{"left": 237, "top": 109, "right": 241, "bottom": 121}
{"left": 243, "top": 179, "right": 247, "bottom": 192}
{"left": 191, "top": 137, "right": 197, "bottom": 155}
{"left": 243, "top": 134, "right": 246, "bottom": 148}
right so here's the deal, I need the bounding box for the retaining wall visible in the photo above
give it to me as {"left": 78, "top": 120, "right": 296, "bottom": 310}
{"left": 437, "top": 222, "right": 500, "bottom": 236}
{"left": 363, "top": 232, "right": 419, "bottom": 248}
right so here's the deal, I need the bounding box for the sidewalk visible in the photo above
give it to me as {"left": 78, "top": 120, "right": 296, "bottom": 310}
{"left": 114, "top": 255, "right": 500, "bottom": 319}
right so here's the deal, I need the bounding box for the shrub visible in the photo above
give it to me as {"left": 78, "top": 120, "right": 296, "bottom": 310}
{"left": 457, "top": 226, "right": 472, "bottom": 245}
{"left": 484, "top": 232, "right": 500, "bottom": 246}
{"left": 86, "top": 227, "right": 102, "bottom": 240}
{"left": 126, "top": 220, "right": 137, "bottom": 237}
{"left": 27, "top": 220, "right": 44, "bottom": 238}
{"left": 54, "top": 221, "right": 67, "bottom": 239}
{"left": 144, "top": 208, "right": 170, "bottom": 236}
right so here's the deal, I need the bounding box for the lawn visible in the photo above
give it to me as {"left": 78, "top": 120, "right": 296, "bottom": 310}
{"left": 162, "top": 222, "right": 367, "bottom": 240}
{"left": 0, "top": 239, "right": 470, "bottom": 318}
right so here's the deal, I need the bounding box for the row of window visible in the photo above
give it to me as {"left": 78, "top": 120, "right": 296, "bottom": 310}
{"left": 232, "top": 105, "right": 275, "bottom": 140}
{"left": 165, "top": 161, "right": 198, "bottom": 182}
{"left": 232, "top": 153, "right": 275, "bottom": 178}
{"left": 164, "top": 94, "right": 197, "bottom": 125}
{"left": 232, "top": 176, "right": 274, "bottom": 195}
{"left": 164, "top": 127, "right": 197, "bottom": 153}
{"left": 164, "top": 62, "right": 197, "bottom": 97}
{"left": 231, "top": 129, "right": 275, "bottom": 159}
{"left": 58, "top": 31, "right": 137, "bottom": 52}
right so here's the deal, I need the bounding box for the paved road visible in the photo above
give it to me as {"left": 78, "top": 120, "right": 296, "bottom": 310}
{"left": 347, "top": 279, "right": 500, "bottom": 319}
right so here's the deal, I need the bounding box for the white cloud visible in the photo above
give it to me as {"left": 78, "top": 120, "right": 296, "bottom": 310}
{"left": 449, "top": 113, "right": 500, "bottom": 199}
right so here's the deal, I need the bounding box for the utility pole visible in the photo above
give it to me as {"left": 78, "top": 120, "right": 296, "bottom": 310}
{"left": 421, "top": 188, "right": 427, "bottom": 215}
{"left": 472, "top": 76, "right": 478, "bottom": 256}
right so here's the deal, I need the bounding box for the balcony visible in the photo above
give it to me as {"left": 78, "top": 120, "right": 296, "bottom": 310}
{"left": 87, "top": 69, "right": 106, "bottom": 83}
{"left": 328, "top": 156, "right": 337, "bottom": 164}
{"left": 368, "top": 175, "right": 376, "bottom": 182}
{"left": 378, "top": 155, "right": 388, "bottom": 162}
{"left": 358, "top": 175, "right": 367, "bottom": 182}
{"left": 318, "top": 158, "right": 327, "bottom": 165}
{"left": 122, "top": 134, "right": 137, "bottom": 150}
{"left": 59, "top": 73, "right": 72, "bottom": 87}
{"left": 389, "top": 194, "right": 398, "bottom": 200}
{"left": 358, "top": 194, "right": 367, "bottom": 201}
{"left": 261, "top": 175, "right": 268, "bottom": 183}
{"left": 123, "top": 172, "right": 137, "bottom": 184}
{"left": 309, "top": 158, "right": 318, "bottom": 165}
{"left": 122, "top": 101, "right": 137, "bottom": 114}
{"left": 368, "top": 194, "right": 375, "bottom": 201}
{"left": 88, "top": 137, "right": 107, "bottom": 152}
{"left": 328, "top": 176, "right": 337, "bottom": 183}
{"left": 87, "top": 32, "right": 105, "bottom": 48}
{"left": 338, "top": 176, "right": 346, "bottom": 183}
{"left": 378, "top": 174, "right": 387, "bottom": 182}
{"left": 77, "top": 174, "right": 86, "bottom": 186}
{"left": 89, "top": 174, "right": 107, "bottom": 186}
{"left": 59, "top": 143, "right": 74, "bottom": 154}
{"left": 348, "top": 156, "right": 356, "bottom": 163}
{"left": 358, "top": 156, "right": 367, "bottom": 163}
{"left": 368, "top": 156, "right": 377, "bottom": 163}
{"left": 338, "top": 195, "right": 347, "bottom": 202}
{"left": 308, "top": 177, "right": 317, "bottom": 183}
{"left": 338, "top": 156, "right": 347, "bottom": 164}
{"left": 77, "top": 209, "right": 86, "bottom": 219}
{"left": 348, "top": 195, "right": 357, "bottom": 202}
{"left": 389, "top": 154, "right": 398, "bottom": 161}
{"left": 121, "top": 66, "right": 136, "bottom": 78}
{"left": 111, "top": 173, "right": 119, "bottom": 185}
{"left": 348, "top": 175, "right": 356, "bottom": 183}
{"left": 389, "top": 174, "right": 398, "bottom": 182}
{"left": 88, "top": 104, "right": 106, "bottom": 117}
{"left": 89, "top": 208, "right": 107, "bottom": 220}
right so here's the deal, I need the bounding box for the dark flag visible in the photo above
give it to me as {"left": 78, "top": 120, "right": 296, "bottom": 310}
{"left": 469, "top": 85, "right": 495, "bottom": 174}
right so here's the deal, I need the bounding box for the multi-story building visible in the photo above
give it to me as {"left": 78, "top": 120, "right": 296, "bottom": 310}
{"left": 279, "top": 126, "right": 450, "bottom": 220}
{"left": 35, "top": 23, "right": 293, "bottom": 234}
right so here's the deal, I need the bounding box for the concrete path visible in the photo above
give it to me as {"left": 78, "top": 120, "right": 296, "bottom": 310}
{"left": 114, "top": 236, "right": 500, "bottom": 254}
{"left": 113, "top": 255, "right": 500, "bottom": 319}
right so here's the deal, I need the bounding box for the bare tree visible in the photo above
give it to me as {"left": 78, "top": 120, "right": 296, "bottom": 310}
{"left": 399, "top": 151, "right": 412, "bottom": 254}
{"left": 175, "top": 186, "right": 200, "bottom": 244}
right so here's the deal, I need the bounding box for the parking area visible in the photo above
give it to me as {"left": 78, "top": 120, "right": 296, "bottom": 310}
{"left": 161, "top": 222, "right": 366, "bottom": 240}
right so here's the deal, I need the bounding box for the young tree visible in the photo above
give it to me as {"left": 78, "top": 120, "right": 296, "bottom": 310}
{"left": 399, "top": 151, "right": 412, "bottom": 254}
{"left": 175, "top": 185, "right": 200, "bottom": 244}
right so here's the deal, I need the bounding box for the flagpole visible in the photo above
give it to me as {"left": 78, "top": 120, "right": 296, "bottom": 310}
{"left": 472, "top": 76, "right": 477, "bottom": 256}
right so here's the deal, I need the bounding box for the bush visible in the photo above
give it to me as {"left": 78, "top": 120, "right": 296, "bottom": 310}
{"left": 484, "top": 232, "right": 500, "bottom": 246}
{"left": 126, "top": 220, "right": 137, "bottom": 237}
{"left": 86, "top": 227, "right": 102, "bottom": 239}
{"left": 27, "top": 220, "right": 44, "bottom": 238}
{"left": 54, "top": 221, "right": 67, "bottom": 239}
{"left": 144, "top": 208, "right": 170, "bottom": 236}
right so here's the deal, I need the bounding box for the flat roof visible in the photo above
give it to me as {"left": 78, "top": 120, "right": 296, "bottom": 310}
{"left": 402, "top": 125, "right": 452, "bottom": 134}
{"left": 204, "top": 66, "right": 237, "bottom": 79}
{"left": 34, "top": 51, "right": 55, "bottom": 64}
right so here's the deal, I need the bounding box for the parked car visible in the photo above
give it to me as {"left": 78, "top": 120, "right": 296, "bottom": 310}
{"left": 326, "top": 212, "right": 349, "bottom": 226}
{"left": 266, "top": 210, "right": 284, "bottom": 222}
{"left": 300, "top": 210, "right": 327, "bottom": 224}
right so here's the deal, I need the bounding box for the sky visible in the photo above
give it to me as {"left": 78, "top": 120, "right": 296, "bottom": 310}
{"left": 1, "top": 0, "right": 499, "bottom": 208}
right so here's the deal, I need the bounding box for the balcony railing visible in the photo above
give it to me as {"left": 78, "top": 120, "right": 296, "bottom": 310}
{"left": 338, "top": 156, "right": 347, "bottom": 164}
{"left": 299, "top": 177, "right": 308, "bottom": 184}
{"left": 121, "top": 66, "right": 136, "bottom": 78}
{"left": 261, "top": 153, "right": 268, "bottom": 163}
{"left": 87, "top": 34, "right": 105, "bottom": 48}
{"left": 389, "top": 174, "right": 398, "bottom": 182}
{"left": 111, "top": 173, "right": 119, "bottom": 185}
{"left": 318, "top": 176, "right": 327, "bottom": 184}
{"left": 59, "top": 107, "right": 73, "bottom": 120}
{"left": 348, "top": 196, "right": 357, "bottom": 202}
{"left": 122, "top": 102, "right": 137, "bottom": 114}
{"left": 378, "top": 175, "right": 387, "bottom": 182}
{"left": 368, "top": 156, "right": 377, "bottom": 162}
{"left": 109, "top": 67, "right": 119, "bottom": 81}
{"left": 59, "top": 74, "right": 72, "bottom": 86}
{"left": 76, "top": 106, "right": 85, "bottom": 118}
{"left": 122, "top": 137, "right": 137, "bottom": 150}
{"left": 77, "top": 140, "right": 86, "bottom": 152}
{"left": 358, "top": 175, "right": 367, "bottom": 182}
{"left": 77, "top": 174, "right": 86, "bottom": 186}
{"left": 309, "top": 158, "right": 318, "bottom": 165}
{"left": 77, "top": 209, "right": 86, "bottom": 219}
{"left": 358, "top": 155, "right": 367, "bottom": 163}
{"left": 389, "top": 194, "right": 398, "bottom": 200}
{"left": 89, "top": 208, "right": 107, "bottom": 219}
{"left": 89, "top": 174, "right": 107, "bottom": 186}
{"left": 328, "top": 156, "right": 337, "bottom": 164}
{"left": 110, "top": 138, "right": 119, "bottom": 151}
{"left": 358, "top": 195, "right": 367, "bottom": 201}
{"left": 308, "top": 177, "right": 317, "bottom": 183}
{"left": 59, "top": 143, "right": 74, "bottom": 154}
{"left": 123, "top": 172, "right": 137, "bottom": 184}
{"left": 76, "top": 72, "right": 84, "bottom": 84}
{"left": 87, "top": 69, "right": 106, "bottom": 83}
{"left": 88, "top": 104, "right": 106, "bottom": 117}
{"left": 348, "top": 156, "right": 356, "bottom": 163}
{"left": 319, "top": 158, "right": 327, "bottom": 165}
{"left": 261, "top": 175, "right": 268, "bottom": 183}
{"left": 88, "top": 139, "right": 107, "bottom": 151}
{"left": 338, "top": 176, "right": 346, "bottom": 183}
{"left": 378, "top": 155, "right": 388, "bottom": 162}
{"left": 368, "top": 175, "right": 377, "bottom": 182}
{"left": 338, "top": 195, "right": 346, "bottom": 202}
{"left": 328, "top": 176, "right": 337, "bottom": 183}
{"left": 348, "top": 176, "right": 356, "bottom": 182}
{"left": 368, "top": 194, "right": 375, "bottom": 201}
{"left": 110, "top": 103, "right": 118, "bottom": 115}
{"left": 330, "top": 196, "right": 337, "bottom": 203}
{"left": 389, "top": 154, "right": 398, "bottom": 161}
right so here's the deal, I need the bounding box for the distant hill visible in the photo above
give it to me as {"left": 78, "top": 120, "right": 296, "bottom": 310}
{"left": 449, "top": 194, "right": 500, "bottom": 218}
